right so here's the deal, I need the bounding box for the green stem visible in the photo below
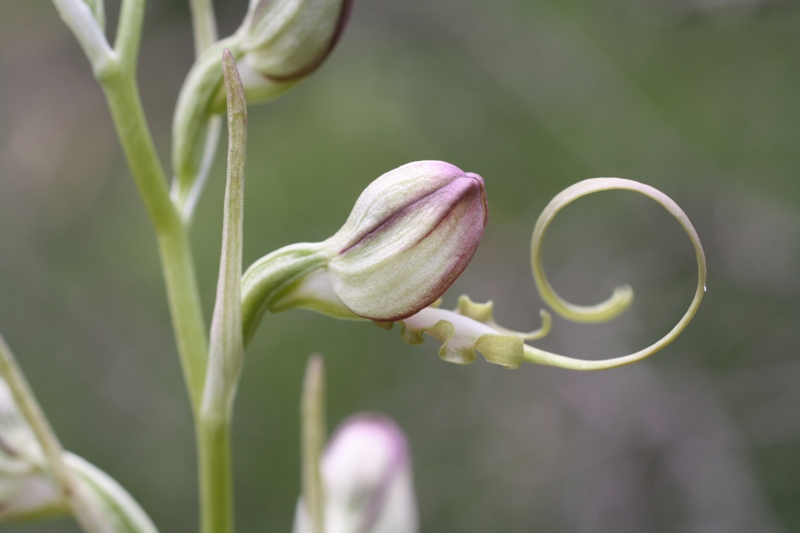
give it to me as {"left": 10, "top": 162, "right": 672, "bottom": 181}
{"left": 197, "top": 415, "right": 233, "bottom": 533}
{"left": 114, "top": 0, "right": 145, "bottom": 72}
{"left": 100, "top": 71, "right": 174, "bottom": 231}
{"left": 0, "top": 334, "right": 112, "bottom": 532}
{"left": 157, "top": 228, "right": 210, "bottom": 412}
{"left": 57, "top": 2, "right": 219, "bottom": 531}
{"left": 99, "top": 68, "right": 209, "bottom": 417}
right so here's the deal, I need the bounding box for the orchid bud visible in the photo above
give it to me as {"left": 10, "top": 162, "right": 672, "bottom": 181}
{"left": 242, "top": 161, "right": 488, "bottom": 336}
{"left": 293, "top": 414, "right": 419, "bottom": 533}
{"left": 323, "top": 161, "right": 487, "bottom": 320}
{"left": 237, "top": 0, "right": 353, "bottom": 90}
{"left": 208, "top": 0, "right": 355, "bottom": 110}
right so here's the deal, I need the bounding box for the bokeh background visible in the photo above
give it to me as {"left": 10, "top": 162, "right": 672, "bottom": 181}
{"left": 2, "top": 0, "right": 800, "bottom": 531}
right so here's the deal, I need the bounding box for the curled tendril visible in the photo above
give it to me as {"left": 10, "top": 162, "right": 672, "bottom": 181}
{"left": 524, "top": 177, "right": 706, "bottom": 370}
{"left": 385, "top": 178, "right": 707, "bottom": 371}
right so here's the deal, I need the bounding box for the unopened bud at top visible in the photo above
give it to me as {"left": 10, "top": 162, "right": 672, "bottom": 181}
{"left": 218, "top": 0, "right": 354, "bottom": 107}
{"left": 293, "top": 414, "right": 418, "bottom": 533}
{"left": 240, "top": 0, "right": 353, "bottom": 81}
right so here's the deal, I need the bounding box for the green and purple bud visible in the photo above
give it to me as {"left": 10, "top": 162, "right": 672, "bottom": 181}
{"left": 292, "top": 414, "right": 418, "bottom": 533}
{"left": 323, "top": 161, "right": 488, "bottom": 321}
{"left": 236, "top": 0, "right": 354, "bottom": 94}
{"left": 242, "top": 161, "right": 488, "bottom": 340}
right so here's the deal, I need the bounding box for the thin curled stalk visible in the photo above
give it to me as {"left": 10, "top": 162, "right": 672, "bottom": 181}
{"left": 524, "top": 177, "right": 707, "bottom": 370}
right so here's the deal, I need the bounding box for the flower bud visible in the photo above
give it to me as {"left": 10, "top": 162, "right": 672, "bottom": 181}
{"left": 293, "top": 414, "right": 418, "bottom": 533}
{"left": 206, "top": 0, "right": 355, "bottom": 111}
{"left": 239, "top": 0, "right": 354, "bottom": 85}
{"left": 241, "top": 161, "right": 488, "bottom": 338}
{"left": 326, "top": 161, "right": 487, "bottom": 320}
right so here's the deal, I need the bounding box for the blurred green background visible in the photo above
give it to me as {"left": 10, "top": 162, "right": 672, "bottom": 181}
{"left": 2, "top": 0, "right": 800, "bottom": 531}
